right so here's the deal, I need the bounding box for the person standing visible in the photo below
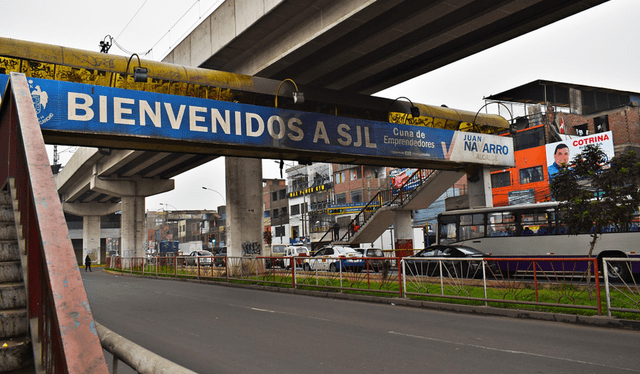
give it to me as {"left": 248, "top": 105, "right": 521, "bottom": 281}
{"left": 332, "top": 222, "right": 340, "bottom": 241}
{"left": 85, "top": 254, "right": 92, "bottom": 272}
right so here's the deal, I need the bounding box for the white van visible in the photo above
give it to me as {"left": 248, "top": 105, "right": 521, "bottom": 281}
{"left": 266, "top": 244, "right": 287, "bottom": 268}
{"left": 283, "top": 245, "right": 310, "bottom": 269}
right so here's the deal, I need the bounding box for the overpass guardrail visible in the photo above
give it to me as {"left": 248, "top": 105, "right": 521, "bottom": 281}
{"left": 96, "top": 321, "right": 197, "bottom": 374}
{"left": 106, "top": 255, "right": 640, "bottom": 320}
{"left": 1, "top": 73, "right": 108, "bottom": 372}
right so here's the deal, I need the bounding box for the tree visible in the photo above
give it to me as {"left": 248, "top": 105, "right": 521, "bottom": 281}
{"left": 263, "top": 228, "right": 272, "bottom": 246}
{"left": 551, "top": 144, "right": 640, "bottom": 281}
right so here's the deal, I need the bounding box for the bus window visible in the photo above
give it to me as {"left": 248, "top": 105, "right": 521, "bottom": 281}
{"left": 488, "top": 212, "right": 515, "bottom": 236}
{"left": 460, "top": 214, "right": 484, "bottom": 240}
{"left": 440, "top": 222, "right": 457, "bottom": 244}
{"left": 520, "top": 211, "right": 550, "bottom": 235}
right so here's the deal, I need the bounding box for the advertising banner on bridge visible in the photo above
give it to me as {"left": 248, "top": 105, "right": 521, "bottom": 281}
{"left": 0, "top": 74, "right": 514, "bottom": 167}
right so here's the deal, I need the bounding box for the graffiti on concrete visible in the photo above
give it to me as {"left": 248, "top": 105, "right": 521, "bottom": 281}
{"left": 242, "top": 241, "right": 261, "bottom": 255}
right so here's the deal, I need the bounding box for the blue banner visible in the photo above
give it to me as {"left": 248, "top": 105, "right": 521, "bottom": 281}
{"left": 0, "top": 74, "right": 514, "bottom": 167}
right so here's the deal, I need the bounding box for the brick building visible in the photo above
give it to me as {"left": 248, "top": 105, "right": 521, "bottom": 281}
{"left": 263, "top": 178, "right": 287, "bottom": 245}
{"left": 484, "top": 80, "right": 640, "bottom": 206}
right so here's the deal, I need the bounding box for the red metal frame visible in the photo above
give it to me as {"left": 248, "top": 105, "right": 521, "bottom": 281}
{"left": 487, "top": 257, "right": 602, "bottom": 315}
{"left": 0, "top": 73, "right": 108, "bottom": 373}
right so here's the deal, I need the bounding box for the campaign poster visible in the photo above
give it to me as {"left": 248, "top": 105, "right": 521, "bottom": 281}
{"left": 545, "top": 131, "right": 615, "bottom": 183}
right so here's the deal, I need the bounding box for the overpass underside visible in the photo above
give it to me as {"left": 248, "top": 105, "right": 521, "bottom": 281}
{"left": 166, "top": 0, "right": 608, "bottom": 94}
{"left": 0, "top": 0, "right": 609, "bottom": 260}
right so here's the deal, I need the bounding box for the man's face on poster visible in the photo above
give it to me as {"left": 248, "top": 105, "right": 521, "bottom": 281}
{"left": 554, "top": 146, "right": 569, "bottom": 166}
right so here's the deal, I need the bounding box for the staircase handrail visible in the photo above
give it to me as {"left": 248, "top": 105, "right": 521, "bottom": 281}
{"left": 339, "top": 168, "right": 437, "bottom": 240}
{"left": 0, "top": 73, "right": 108, "bottom": 373}
{"left": 310, "top": 169, "right": 438, "bottom": 247}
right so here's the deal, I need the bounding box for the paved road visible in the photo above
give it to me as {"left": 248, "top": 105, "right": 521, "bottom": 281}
{"left": 81, "top": 268, "right": 640, "bottom": 374}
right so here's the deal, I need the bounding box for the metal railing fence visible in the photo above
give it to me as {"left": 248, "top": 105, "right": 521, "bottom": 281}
{"left": 603, "top": 258, "right": 640, "bottom": 317}
{"left": 107, "top": 255, "right": 640, "bottom": 318}
{"left": 0, "top": 73, "right": 108, "bottom": 372}
{"left": 96, "top": 321, "right": 197, "bottom": 374}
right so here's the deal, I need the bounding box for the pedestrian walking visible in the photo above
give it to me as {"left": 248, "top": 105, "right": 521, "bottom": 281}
{"left": 85, "top": 254, "right": 92, "bottom": 272}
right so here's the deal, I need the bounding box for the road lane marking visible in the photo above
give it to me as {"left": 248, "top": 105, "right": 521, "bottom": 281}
{"left": 388, "top": 331, "right": 639, "bottom": 372}
{"left": 251, "top": 307, "right": 276, "bottom": 313}
{"left": 229, "top": 304, "right": 331, "bottom": 321}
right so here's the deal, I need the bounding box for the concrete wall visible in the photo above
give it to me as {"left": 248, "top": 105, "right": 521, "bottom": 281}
{"left": 164, "top": 0, "right": 284, "bottom": 67}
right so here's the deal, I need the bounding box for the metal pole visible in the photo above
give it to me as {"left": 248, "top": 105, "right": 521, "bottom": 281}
{"left": 292, "top": 257, "right": 296, "bottom": 289}
{"left": 339, "top": 258, "right": 343, "bottom": 292}
{"left": 439, "top": 260, "right": 444, "bottom": 296}
{"left": 482, "top": 260, "right": 488, "bottom": 307}
{"left": 533, "top": 260, "right": 539, "bottom": 302}
{"left": 594, "top": 259, "right": 602, "bottom": 316}
{"left": 603, "top": 259, "right": 612, "bottom": 317}
{"left": 401, "top": 257, "right": 406, "bottom": 298}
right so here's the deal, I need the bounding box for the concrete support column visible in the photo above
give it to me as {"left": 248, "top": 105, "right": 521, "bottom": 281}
{"left": 225, "top": 157, "right": 263, "bottom": 258}
{"left": 121, "top": 196, "right": 146, "bottom": 258}
{"left": 63, "top": 202, "right": 121, "bottom": 265}
{"left": 83, "top": 216, "right": 101, "bottom": 264}
{"left": 467, "top": 167, "right": 493, "bottom": 208}
{"left": 394, "top": 210, "right": 413, "bottom": 257}
{"left": 91, "top": 176, "right": 174, "bottom": 258}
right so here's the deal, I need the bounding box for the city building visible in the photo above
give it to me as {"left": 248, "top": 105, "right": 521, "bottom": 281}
{"left": 263, "top": 178, "right": 288, "bottom": 245}
{"left": 287, "top": 163, "right": 333, "bottom": 245}
{"left": 145, "top": 209, "right": 219, "bottom": 254}
{"left": 483, "top": 80, "right": 640, "bottom": 206}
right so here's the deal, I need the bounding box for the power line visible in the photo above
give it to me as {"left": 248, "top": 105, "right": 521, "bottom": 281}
{"left": 148, "top": 0, "right": 200, "bottom": 52}
{"left": 116, "top": 0, "right": 149, "bottom": 40}
{"left": 152, "top": 0, "right": 224, "bottom": 59}
{"left": 103, "top": 0, "right": 223, "bottom": 59}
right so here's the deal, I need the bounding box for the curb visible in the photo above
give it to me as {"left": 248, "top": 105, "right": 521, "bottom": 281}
{"left": 102, "top": 269, "right": 640, "bottom": 331}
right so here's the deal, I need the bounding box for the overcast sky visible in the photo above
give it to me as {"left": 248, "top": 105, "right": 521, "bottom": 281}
{"left": 1, "top": 0, "right": 639, "bottom": 211}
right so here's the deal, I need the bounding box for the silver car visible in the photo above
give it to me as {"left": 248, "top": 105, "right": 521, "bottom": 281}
{"left": 186, "top": 250, "right": 214, "bottom": 266}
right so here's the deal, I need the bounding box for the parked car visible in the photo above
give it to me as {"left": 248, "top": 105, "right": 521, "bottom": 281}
{"left": 214, "top": 247, "right": 227, "bottom": 267}
{"left": 283, "top": 245, "right": 310, "bottom": 269}
{"left": 303, "top": 245, "right": 364, "bottom": 272}
{"left": 185, "top": 250, "right": 214, "bottom": 266}
{"left": 356, "top": 247, "right": 387, "bottom": 272}
{"left": 403, "top": 245, "right": 495, "bottom": 278}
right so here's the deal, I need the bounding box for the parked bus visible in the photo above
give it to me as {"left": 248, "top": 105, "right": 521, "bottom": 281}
{"left": 436, "top": 202, "right": 640, "bottom": 281}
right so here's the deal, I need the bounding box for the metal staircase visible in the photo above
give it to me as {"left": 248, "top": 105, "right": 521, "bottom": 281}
{"left": 1, "top": 72, "right": 108, "bottom": 373}
{"left": 320, "top": 169, "right": 464, "bottom": 246}
{"left": 0, "top": 188, "right": 34, "bottom": 373}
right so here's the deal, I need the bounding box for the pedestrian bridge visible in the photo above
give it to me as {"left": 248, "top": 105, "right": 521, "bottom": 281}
{"left": 0, "top": 0, "right": 610, "bottom": 370}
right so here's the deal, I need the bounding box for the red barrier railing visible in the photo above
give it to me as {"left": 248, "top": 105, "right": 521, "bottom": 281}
{"left": 488, "top": 257, "right": 602, "bottom": 315}
{"left": 0, "top": 73, "right": 108, "bottom": 372}
{"left": 107, "top": 254, "right": 610, "bottom": 316}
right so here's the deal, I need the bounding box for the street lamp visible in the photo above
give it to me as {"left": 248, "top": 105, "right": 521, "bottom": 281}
{"left": 275, "top": 78, "right": 304, "bottom": 108}
{"left": 159, "top": 202, "right": 177, "bottom": 211}
{"left": 388, "top": 96, "right": 420, "bottom": 123}
{"left": 202, "top": 187, "right": 226, "bottom": 204}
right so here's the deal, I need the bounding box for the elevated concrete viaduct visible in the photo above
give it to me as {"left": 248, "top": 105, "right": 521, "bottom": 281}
{"left": 31, "top": 0, "right": 608, "bottom": 259}
{"left": 162, "top": 0, "right": 606, "bottom": 253}
{"left": 54, "top": 148, "right": 215, "bottom": 261}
